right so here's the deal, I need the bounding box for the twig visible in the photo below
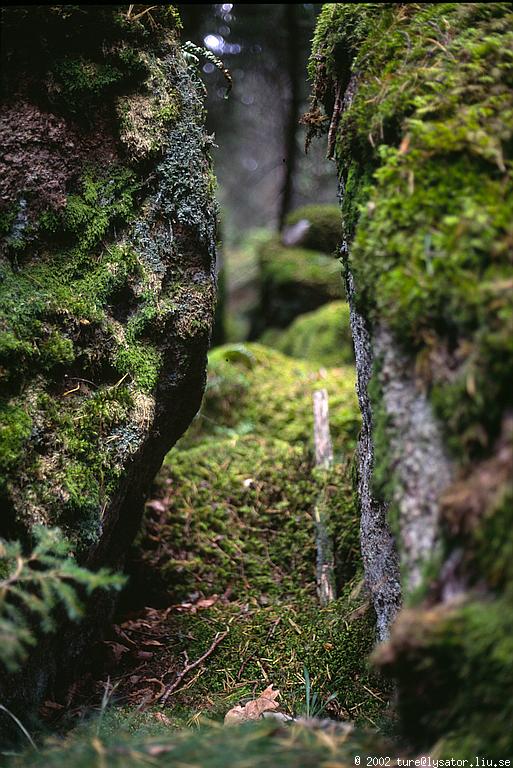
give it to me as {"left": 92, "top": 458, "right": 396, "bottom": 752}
{"left": 327, "top": 82, "right": 343, "bottom": 160}
{"left": 160, "top": 628, "right": 229, "bottom": 705}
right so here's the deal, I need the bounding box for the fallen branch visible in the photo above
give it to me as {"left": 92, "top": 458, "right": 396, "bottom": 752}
{"left": 160, "top": 628, "right": 229, "bottom": 706}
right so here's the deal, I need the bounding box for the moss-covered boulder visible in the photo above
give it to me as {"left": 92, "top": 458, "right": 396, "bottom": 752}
{"left": 261, "top": 301, "right": 354, "bottom": 367}
{"left": 128, "top": 342, "right": 385, "bottom": 724}
{"left": 0, "top": 5, "right": 216, "bottom": 706}
{"left": 181, "top": 342, "right": 359, "bottom": 451}
{"left": 309, "top": 1, "right": 513, "bottom": 756}
{"left": 252, "top": 236, "right": 342, "bottom": 335}
{"left": 283, "top": 204, "right": 342, "bottom": 254}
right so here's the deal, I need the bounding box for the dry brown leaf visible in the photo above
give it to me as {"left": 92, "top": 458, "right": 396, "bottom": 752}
{"left": 103, "top": 641, "right": 130, "bottom": 662}
{"left": 224, "top": 684, "right": 281, "bottom": 724}
{"left": 152, "top": 712, "right": 172, "bottom": 727}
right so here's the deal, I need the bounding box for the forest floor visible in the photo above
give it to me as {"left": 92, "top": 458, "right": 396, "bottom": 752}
{"left": 9, "top": 303, "right": 399, "bottom": 766}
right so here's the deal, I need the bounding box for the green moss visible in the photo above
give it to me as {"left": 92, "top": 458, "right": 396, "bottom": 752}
{"left": 50, "top": 56, "right": 130, "bottom": 115}
{"left": 260, "top": 238, "right": 341, "bottom": 294}
{"left": 137, "top": 434, "right": 359, "bottom": 602}
{"left": 311, "top": 3, "right": 513, "bottom": 463}
{"left": 0, "top": 402, "right": 32, "bottom": 481}
{"left": 132, "top": 427, "right": 384, "bottom": 724}
{"left": 182, "top": 343, "right": 359, "bottom": 453}
{"left": 117, "top": 52, "right": 181, "bottom": 159}
{"left": 1, "top": 6, "right": 181, "bottom": 120}
{"left": 6, "top": 717, "right": 393, "bottom": 768}
{"left": 255, "top": 236, "right": 342, "bottom": 332}
{"left": 378, "top": 597, "right": 513, "bottom": 757}
{"left": 285, "top": 204, "right": 342, "bottom": 254}
{"left": 260, "top": 301, "right": 353, "bottom": 367}
{"left": 309, "top": 3, "right": 513, "bottom": 755}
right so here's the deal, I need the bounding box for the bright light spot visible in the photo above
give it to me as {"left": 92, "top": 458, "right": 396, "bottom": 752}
{"left": 242, "top": 157, "right": 258, "bottom": 171}
{"left": 222, "top": 3, "right": 233, "bottom": 11}
{"left": 203, "top": 62, "right": 215, "bottom": 74}
{"left": 241, "top": 94, "right": 254, "bottom": 105}
{"left": 219, "top": 25, "right": 230, "bottom": 35}
{"left": 204, "top": 34, "right": 224, "bottom": 52}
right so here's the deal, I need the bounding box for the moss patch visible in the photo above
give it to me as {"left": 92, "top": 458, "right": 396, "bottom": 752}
{"left": 309, "top": 2, "right": 513, "bottom": 463}
{"left": 285, "top": 204, "right": 342, "bottom": 254}
{"left": 376, "top": 596, "right": 513, "bottom": 757}
{"left": 255, "top": 236, "right": 342, "bottom": 333}
{"left": 181, "top": 343, "right": 359, "bottom": 453}
{"left": 6, "top": 716, "right": 394, "bottom": 768}
{"left": 309, "top": 2, "right": 513, "bottom": 757}
{"left": 0, "top": 6, "right": 217, "bottom": 555}
{"left": 261, "top": 301, "right": 353, "bottom": 367}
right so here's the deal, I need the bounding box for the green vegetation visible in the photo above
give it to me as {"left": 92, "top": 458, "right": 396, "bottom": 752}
{"left": 0, "top": 3, "right": 217, "bottom": 552}
{"left": 128, "top": 340, "right": 387, "bottom": 727}
{"left": 0, "top": 163, "right": 169, "bottom": 546}
{"left": 377, "top": 596, "right": 513, "bottom": 759}
{"left": 309, "top": 2, "right": 513, "bottom": 463}
{"left": 0, "top": 526, "right": 124, "bottom": 673}
{"left": 285, "top": 204, "right": 342, "bottom": 254}
{"left": 5, "top": 716, "right": 393, "bottom": 768}
{"left": 308, "top": 2, "right": 513, "bottom": 757}
{"left": 261, "top": 301, "right": 353, "bottom": 367}
{"left": 181, "top": 342, "right": 359, "bottom": 451}
{"left": 256, "top": 236, "right": 342, "bottom": 331}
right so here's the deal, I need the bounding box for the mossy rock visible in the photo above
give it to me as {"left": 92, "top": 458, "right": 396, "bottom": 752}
{"left": 261, "top": 301, "right": 354, "bottom": 367}
{"left": 252, "top": 236, "right": 342, "bottom": 334}
{"left": 181, "top": 343, "right": 359, "bottom": 453}
{"left": 284, "top": 204, "right": 342, "bottom": 254}
{"left": 376, "top": 595, "right": 513, "bottom": 757}
{"left": 309, "top": 1, "right": 513, "bottom": 756}
{"left": 310, "top": 1, "right": 513, "bottom": 463}
{"left": 0, "top": 5, "right": 216, "bottom": 710}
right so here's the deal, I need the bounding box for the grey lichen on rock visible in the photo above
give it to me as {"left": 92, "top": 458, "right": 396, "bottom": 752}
{"left": 373, "top": 327, "right": 453, "bottom": 596}
{"left": 0, "top": 5, "right": 217, "bottom": 703}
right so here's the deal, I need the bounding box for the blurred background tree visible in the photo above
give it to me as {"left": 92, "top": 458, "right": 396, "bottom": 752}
{"left": 178, "top": 4, "right": 339, "bottom": 341}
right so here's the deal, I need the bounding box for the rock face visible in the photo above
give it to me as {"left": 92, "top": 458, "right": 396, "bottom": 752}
{"left": 0, "top": 6, "right": 216, "bottom": 702}
{"left": 309, "top": 3, "right": 513, "bottom": 755}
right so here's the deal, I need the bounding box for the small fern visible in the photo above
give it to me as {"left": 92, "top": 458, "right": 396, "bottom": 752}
{"left": 0, "top": 526, "right": 125, "bottom": 673}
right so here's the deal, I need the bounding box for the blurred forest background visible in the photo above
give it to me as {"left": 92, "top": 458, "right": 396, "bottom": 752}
{"left": 178, "top": 3, "right": 339, "bottom": 339}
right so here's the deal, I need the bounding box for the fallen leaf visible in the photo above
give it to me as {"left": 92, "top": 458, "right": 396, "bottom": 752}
{"left": 153, "top": 712, "right": 172, "bottom": 727}
{"left": 224, "top": 685, "right": 281, "bottom": 724}
{"left": 103, "top": 641, "right": 130, "bottom": 662}
{"left": 145, "top": 499, "right": 168, "bottom": 513}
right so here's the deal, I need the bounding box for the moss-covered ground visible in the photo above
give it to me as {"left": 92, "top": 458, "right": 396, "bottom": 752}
{"left": 284, "top": 204, "right": 342, "bottom": 254}
{"left": 253, "top": 234, "right": 342, "bottom": 334}
{"left": 4, "top": 308, "right": 394, "bottom": 764}
{"left": 118, "top": 342, "right": 384, "bottom": 724}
